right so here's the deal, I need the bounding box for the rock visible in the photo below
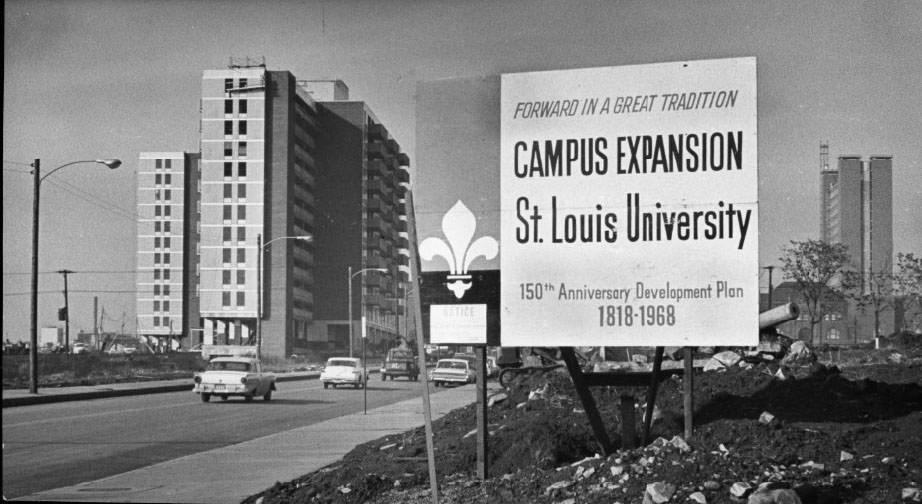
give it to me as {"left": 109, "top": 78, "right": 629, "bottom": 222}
{"left": 703, "top": 358, "right": 728, "bottom": 372}
{"left": 714, "top": 350, "right": 742, "bottom": 367}
{"left": 840, "top": 451, "right": 854, "bottom": 461}
{"left": 759, "top": 411, "right": 776, "bottom": 425}
{"left": 610, "top": 465, "right": 625, "bottom": 476}
{"left": 338, "top": 485, "right": 352, "bottom": 494}
{"left": 581, "top": 467, "right": 596, "bottom": 479}
{"left": 730, "top": 482, "right": 753, "bottom": 498}
{"left": 748, "top": 488, "right": 802, "bottom": 504}
{"left": 254, "top": 497, "right": 263, "bottom": 504}
{"left": 632, "top": 354, "right": 649, "bottom": 364}
{"left": 888, "top": 352, "right": 906, "bottom": 364}
{"left": 689, "top": 491, "right": 708, "bottom": 503}
{"left": 379, "top": 443, "right": 397, "bottom": 451}
{"left": 645, "top": 481, "right": 676, "bottom": 503}
{"left": 782, "top": 341, "right": 814, "bottom": 365}
{"left": 902, "top": 487, "right": 921, "bottom": 502}
{"left": 488, "top": 392, "right": 507, "bottom": 407}
{"left": 799, "top": 461, "right": 825, "bottom": 471}
{"left": 545, "top": 480, "right": 571, "bottom": 494}
{"left": 882, "top": 456, "right": 895, "bottom": 464}
{"left": 669, "top": 435, "right": 691, "bottom": 452}
{"left": 704, "top": 480, "right": 721, "bottom": 490}
{"left": 558, "top": 499, "right": 576, "bottom": 504}
{"left": 774, "top": 368, "right": 787, "bottom": 380}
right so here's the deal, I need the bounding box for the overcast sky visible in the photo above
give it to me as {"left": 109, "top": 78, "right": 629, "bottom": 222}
{"left": 3, "top": 0, "right": 920, "bottom": 340}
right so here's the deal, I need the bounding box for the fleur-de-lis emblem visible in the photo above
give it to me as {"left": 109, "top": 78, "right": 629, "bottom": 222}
{"left": 420, "top": 200, "right": 499, "bottom": 299}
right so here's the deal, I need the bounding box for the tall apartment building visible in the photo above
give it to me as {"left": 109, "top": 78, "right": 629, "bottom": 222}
{"left": 820, "top": 146, "right": 893, "bottom": 286}
{"left": 136, "top": 152, "right": 200, "bottom": 346}
{"left": 309, "top": 90, "right": 413, "bottom": 352}
{"left": 190, "top": 64, "right": 412, "bottom": 359}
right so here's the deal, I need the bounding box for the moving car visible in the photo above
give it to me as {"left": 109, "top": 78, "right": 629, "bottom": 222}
{"left": 193, "top": 357, "right": 276, "bottom": 402}
{"left": 320, "top": 357, "right": 367, "bottom": 389}
{"left": 381, "top": 348, "right": 420, "bottom": 381}
{"left": 428, "top": 358, "right": 476, "bottom": 387}
{"left": 71, "top": 342, "right": 90, "bottom": 355}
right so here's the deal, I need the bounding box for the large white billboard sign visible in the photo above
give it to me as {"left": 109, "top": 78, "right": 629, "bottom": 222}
{"left": 500, "top": 57, "right": 758, "bottom": 346}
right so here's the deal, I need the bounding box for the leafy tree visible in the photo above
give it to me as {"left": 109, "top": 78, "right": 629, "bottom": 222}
{"left": 779, "top": 239, "right": 851, "bottom": 342}
{"left": 894, "top": 252, "right": 922, "bottom": 331}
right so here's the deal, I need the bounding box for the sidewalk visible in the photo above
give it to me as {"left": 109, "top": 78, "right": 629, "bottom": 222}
{"left": 2, "top": 372, "right": 320, "bottom": 408}
{"left": 13, "top": 383, "right": 489, "bottom": 503}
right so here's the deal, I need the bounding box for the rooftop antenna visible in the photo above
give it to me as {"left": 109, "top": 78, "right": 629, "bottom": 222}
{"left": 820, "top": 141, "right": 829, "bottom": 171}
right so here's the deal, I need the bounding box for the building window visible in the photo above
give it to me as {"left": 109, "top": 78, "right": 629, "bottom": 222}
{"left": 225, "top": 78, "right": 233, "bottom": 91}
{"left": 154, "top": 206, "right": 161, "bottom": 217}
{"left": 153, "top": 300, "right": 160, "bottom": 312}
{"left": 238, "top": 121, "right": 247, "bottom": 136}
{"left": 223, "top": 226, "right": 232, "bottom": 242}
{"left": 163, "top": 269, "right": 170, "bottom": 280}
{"left": 223, "top": 248, "right": 232, "bottom": 263}
{"left": 164, "top": 174, "right": 172, "bottom": 185}
{"left": 237, "top": 248, "right": 246, "bottom": 264}
{"left": 164, "top": 189, "right": 171, "bottom": 201}
{"left": 238, "top": 142, "right": 247, "bottom": 157}
{"left": 238, "top": 205, "right": 246, "bottom": 220}
{"left": 239, "top": 78, "right": 248, "bottom": 88}
{"left": 155, "top": 159, "right": 162, "bottom": 169}
{"left": 163, "top": 300, "right": 170, "bottom": 312}
{"left": 222, "top": 291, "right": 231, "bottom": 307}
{"left": 224, "top": 120, "right": 233, "bottom": 135}
{"left": 239, "top": 99, "right": 248, "bottom": 114}
{"left": 238, "top": 184, "right": 247, "bottom": 199}
{"left": 154, "top": 316, "right": 160, "bottom": 327}
{"left": 237, "top": 226, "right": 246, "bottom": 242}
{"left": 223, "top": 270, "right": 232, "bottom": 285}
{"left": 154, "top": 284, "right": 161, "bottom": 296}
{"left": 155, "top": 174, "right": 162, "bottom": 185}
{"left": 224, "top": 183, "right": 233, "bottom": 199}
{"left": 237, "top": 270, "right": 246, "bottom": 285}
{"left": 164, "top": 237, "right": 171, "bottom": 248}
{"left": 223, "top": 205, "right": 232, "bottom": 221}
{"left": 225, "top": 99, "right": 233, "bottom": 114}
{"left": 164, "top": 205, "right": 171, "bottom": 217}
{"left": 163, "top": 285, "right": 170, "bottom": 296}
{"left": 224, "top": 161, "right": 233, "bottom": 178}
{"left": 224, "top": 142, "right": 233, "bottom": 157}
{"left": 238, "top": 162, "right": 247, "bottom": 177}
{"left": 236, "top": 291, "right": 245, "bottom": 307}
{"left": 154, "top": 221, "right": 161, "bottom": 232}
{"left": 828, "top": 328, "right": 841, "bottom": 340}
{"left": 164, "top": 221, "right": 171, "bottom": 233}
{"left": 165, "top": 159, "right": 172, "bottom": 170}
{"left": 163, "top": 253, "right": 170, "bottom": 264}
{"left": 154, "top": 253, "right": 161, "bottom": 265}
{"left": 154, "top": 237, "right": 161, "bottom": 249}
{"left": 153, "top": 269, "right": 161, "bottom": 280}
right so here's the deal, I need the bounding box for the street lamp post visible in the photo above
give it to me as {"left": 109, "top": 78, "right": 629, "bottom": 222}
{"left": 256, "top": 233, "right": 312, "bottom": 361}
{"left": 347, "top": 266, "right": 388, "bottom": 358}
{"left": 30, "top": 158, "right": 121, "bottom": 394}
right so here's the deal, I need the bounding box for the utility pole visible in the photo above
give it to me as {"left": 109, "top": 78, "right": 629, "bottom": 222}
{"left": 94, "top": 297, "right": 99, "bottom": 352}
{"left": 58, "top": 269, "right": 75, "bottom": 353}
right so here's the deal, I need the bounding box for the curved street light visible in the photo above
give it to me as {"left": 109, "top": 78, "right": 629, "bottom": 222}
{"left": 30, "top": 158, "right": 122, "bottom": 394}
{"left": 256, "top": 234, "right": 312, "bottom": 360}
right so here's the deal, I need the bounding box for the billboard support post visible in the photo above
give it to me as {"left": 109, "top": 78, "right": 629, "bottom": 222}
{"left": 642, "top": 346, "right": 666, "bottom": 444}
{"left": 475, "top": 345, "right": 488, "bottom": 479}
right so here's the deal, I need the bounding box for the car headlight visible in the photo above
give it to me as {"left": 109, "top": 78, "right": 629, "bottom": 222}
{"left": 240, "top": 377, "right": 248, "bottom": 384}
{"left": 194, "top": 376, "right": 202, "bottom": 384}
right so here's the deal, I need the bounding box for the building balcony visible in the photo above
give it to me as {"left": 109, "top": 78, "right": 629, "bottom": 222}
{"left": 366, "top": 255, "right": 387, "bottom": 270}
{"left": 393, "top": 220, "right": 407, "bottom": 233}
{"left": 366, "top": 179, "right": 392, "bottom": 198}
{"left": 367, "top": 216, "right": 385, "bottom": 232}
{"left": 386, "top": 139, "right": 400, "bottom": 154}
{"left": 365, "top": 271, "right": 388, "bottom": 289}
{"left": 395, "top": 201, "right": 407, "bottom": 216}
{"left": 397, "top": 236, "right": 410, "bottom": 249}
{"left": 367, "top": 159, "right": 389, "bottom": 178}
{"left": 396, "top": 166, "right": 410, "bottom": 184}
{"left": 397, "top": 253, "right": 409, "bottom": 266}
{"left": 399, "top": 270, "right": 409, "bottom": 283}
{"left": 396, "top": 152, "right": 410, "bottom": 166}
{"left": 365, "top": 293, "right": 386, "bottom": 308}
{"left": 366, "top": 235, "right": 383, "bottom": 251}
{"left": 395, "top": 184, "right": 408, "bottom": 197}
{"left": 367, "top": 123, "right": 390, "bottom": 142}
{"left": 366, "top": 142, "right": 389, "bottom": 160}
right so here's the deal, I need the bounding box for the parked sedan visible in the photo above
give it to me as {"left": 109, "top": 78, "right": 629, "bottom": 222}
{"left": 193, "top": 357, "right": 276, "bottom": 402}
{"left": 428, "top": 358, "right": 476, "bottom": 387}
{"left": 320, "top": 357, "right": 367, "bottom": 389}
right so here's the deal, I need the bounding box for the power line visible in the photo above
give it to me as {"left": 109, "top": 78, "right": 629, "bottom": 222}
{"left": 43, "top": 178, "right": 139, "bottom": 222}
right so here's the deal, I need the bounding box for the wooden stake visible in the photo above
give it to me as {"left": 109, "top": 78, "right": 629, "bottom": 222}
{"left": 642, "top": 346, "right": 665, "bottom": 444}
{"left": 683, "top": 346, "right": 693, "bottom": 440}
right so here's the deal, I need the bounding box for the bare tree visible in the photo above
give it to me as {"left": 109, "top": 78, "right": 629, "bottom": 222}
{"left": 841, "top": 260, "right": 894, "bottom": 339}
{"left": 779, "top": 239, "right": 851, "bottom": 343}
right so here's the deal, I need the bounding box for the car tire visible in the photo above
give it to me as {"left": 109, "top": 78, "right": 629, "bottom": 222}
{"left": 221, "top": 395, "right": 228, "bottom": 401}
{"left": 263, "top": 390, "right": 272, "bottom": 401}
{"left": 244, "top": 393, "right": 254, "bottom": 402}
{"left": 323, "top": 382, "right": 329, "bottom": 389}
{"left": 201, "top": 393, "right": 211, "bottom": 403}
{"left": 382, "top": 374, "right": 386, "bottom": 381}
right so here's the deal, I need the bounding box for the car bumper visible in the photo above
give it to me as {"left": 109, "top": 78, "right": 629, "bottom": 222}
{"left": 194, "top": 383, "right": 255, "bottom": 395}
{"left": 429, "top": 374, "right": 470, "bottom": 383}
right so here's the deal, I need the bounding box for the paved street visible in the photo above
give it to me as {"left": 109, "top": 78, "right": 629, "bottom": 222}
{"left": 3, "top": 377, "right": 453, "bottom": 501}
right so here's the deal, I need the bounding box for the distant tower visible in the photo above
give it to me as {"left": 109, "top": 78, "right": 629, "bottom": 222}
{"left": 819, "top": 143, "right": 893, "bottom": 290}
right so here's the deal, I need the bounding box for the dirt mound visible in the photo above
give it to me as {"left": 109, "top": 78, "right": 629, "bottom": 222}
{"left": 245, "top": 361, "right": 922, "bottom": 504}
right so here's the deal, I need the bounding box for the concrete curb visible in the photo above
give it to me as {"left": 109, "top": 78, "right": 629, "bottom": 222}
{"left": 2, "top": 372, "right": 320, "bottom": 408}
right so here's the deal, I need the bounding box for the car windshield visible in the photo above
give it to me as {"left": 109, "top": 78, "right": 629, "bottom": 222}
{"left": 388, "top": 350, "right": 412, "bottom": 360}
{"left": 438, "top": 361, "right": 467, "bottom": 370}
{"left": 329, "top": 359, "right": 357, "bottom": 367}
{"left": 209, "top": 361, "right": 251, "bottom": 372}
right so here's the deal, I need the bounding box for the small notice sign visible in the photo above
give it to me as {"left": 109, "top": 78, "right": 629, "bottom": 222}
{"left": 430, "top": 304, "right": 487, "bottom": 344}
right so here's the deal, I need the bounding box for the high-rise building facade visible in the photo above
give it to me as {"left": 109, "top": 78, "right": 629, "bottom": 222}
{"left": 820, "top": 149, "right": 893, "bottom": 285}
{"left": 136, "top": 152, "right": 200, "bottom": 346}
{"left": 186, "top": 64, "right": 413, "bottom": 359}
